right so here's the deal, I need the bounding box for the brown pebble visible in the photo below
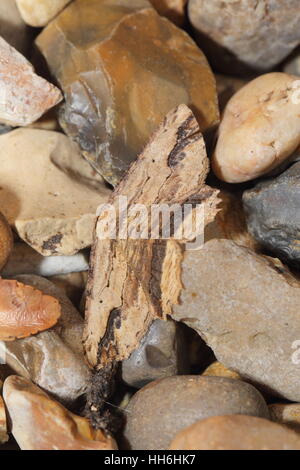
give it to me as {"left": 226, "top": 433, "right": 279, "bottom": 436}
{"left": 124, "top": 375, "right": 269, "bottom": 450}
{"left": 170, "top": 415, "right": 300, "bottom": 450}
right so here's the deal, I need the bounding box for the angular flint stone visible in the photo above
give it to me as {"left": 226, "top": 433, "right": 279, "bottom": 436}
{"left": 36, "top": 0, "right": 218, "bottom": 185}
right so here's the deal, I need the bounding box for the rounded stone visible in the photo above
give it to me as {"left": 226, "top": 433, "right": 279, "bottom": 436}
{"left": 212, "top": 73, "right": 300, "bottom": 183}
{"left": 123, "top": 375, "right": 269, "bottom": 450}
{"left": 170, "top": 415, "right": 300, "bottom": 450}
{"left": 122, "top": 319, "right": 189, "bottom": 388}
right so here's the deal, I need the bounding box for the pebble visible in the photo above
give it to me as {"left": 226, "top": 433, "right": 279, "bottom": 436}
{"left": 188, "top": 0, "right": 300, "bottom": 71}
{"left": 48, "top": 272, "right": 88, "bottom": 306}
{"left": 202, "top": 362, "right": 241, "bottom": 381}
{"left": 36, "top": 0, "right": 218, "bottom": 185}
{"left": 170, "top": 415, "right": 300, "bottom": 450}
{"left": 122, "top": 319, "right": 189, "bottom": 388}
{"left": 16, "top": 0, "right": 71, "bottom": 27}
{"left": 243, "top": 160, "right": 300, "bottom": 267}
{"left": 124, "top": 375, "right": 268, "bottom": 450}
{"left": 215, "top": 74, "right": 249, "bottom": 112}
{"left": 0, "top": 129, "right": 111, "bottom": 256}
{"left": 0, "top": 36, "right": 62, "bottom": 127}
{"left": 3, "top": 376, "right": 117, "bottom": 450}
{"left": 212, "top": 73, "right": 300, "bottom": 183}
{"left": 269, "top": 403, "right": 300, "bottom": 433}
{"left": 173, "top": 239, "right": 300, "bottom": 402}
{"left": 0, "top": 278, "right": 61, "bottom": 341}
{"left": 3, "top": 275, "right": 90, "bottom": 405}
{"left": 2, "top": 243, "right": 89, "bottom": 277}
{"left": 0, "top": 0, "right": 29, "bottom": 54}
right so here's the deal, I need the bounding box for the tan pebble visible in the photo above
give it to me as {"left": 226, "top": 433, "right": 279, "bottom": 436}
{"left": 3, "top": 376, "right": 117, "bottom": 450}
{"left": 170, "top": 415, "right": 300, "bottom": 450}
{"left": 212, "top": 73, "right": 300, "bottom": 183}
{"left": 16, "top": 0, "right": 71, "bottom": 27}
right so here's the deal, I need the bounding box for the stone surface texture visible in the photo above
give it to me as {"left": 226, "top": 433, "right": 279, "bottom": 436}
{"left": 36, "top": 0, "right": 219, "bottom": 185}
{"left": 212, "top": 73, "right": 300, "bottom": 183}
{"left": 284, "top": 53, "right": 300, "bottom": 75}
{"left": 202, "top": 362, "right": 241, "bottom": 381}
{"left": 2, "top": 243, "right": 89, "bottom": 277}
{"left": 0, "top": 278, "right": 61, "bottom": 341}
{"left": 170, "top": 415, "right": 300, "bottom": 450}
{"left": 124, "top": 375, "right": 268, "bottom": 450}
{"left": 173, "top": 239, "right": 300, "bottom": 402}
{"left": 122, "top": 319, "right": 189, "bottom": 388}
{"left": 3, "top": 275, "right": 90, "bottom": 405}
{"left": 188, "top": 0, "right": 300, "bottom": 71}
{"left": 269, "top": 403, "right": 300, "bottom": 433}
{"left": 205, "top": 190, "right": 258, "bottom": 251}
{"left": 16, "top": 0, "right": 71, "bottom": 27}
{"left": 0, "top": 211, "right": 13, "bottom": 271}
{"left": 0, "top": 37, "right": 62, "bottom": 127}
{"left": 0, "top": 395, "right": 8, "bottom": 444}
{"left": 3, "top": 376, "right": 117, "bottom": 450}
{"left": 149, "top": 0, "right": 187, "bottom": 25}
{"left": 48, "top": 272, "right": 88, "bottom": 306}
{"left": 243, "top": 160, "right": 300, "bottom": 267}
{"left": 0, "top": 129, "right": 111, "bottom": 256}
{"left": 0, "top": 0, "right": 29, "bottom": 54}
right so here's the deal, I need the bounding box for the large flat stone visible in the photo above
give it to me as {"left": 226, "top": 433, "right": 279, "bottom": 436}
{"left": 173, "top": 239, "right": 300, "bottom": 401}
